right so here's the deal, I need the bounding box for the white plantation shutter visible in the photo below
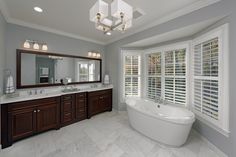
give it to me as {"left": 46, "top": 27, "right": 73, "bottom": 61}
{"left": 124, "top": 55, "right": 141, "bottom": 97}
{"left": 193, "top": 37, "right": 220, "bottom": 121}
{"left": 146, "top": 48, "right": 187, "bottom": 105}
{"left": 147, "top": 53, "right": 162, "bottom": 99}
{"left": 164, "top": 49, "right": 186, "bottom": 105}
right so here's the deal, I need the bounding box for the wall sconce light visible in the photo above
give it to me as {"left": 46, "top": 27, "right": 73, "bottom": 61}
{"left": 33, "top": 42, "right": 40, "bottom": 50}
{"left": 42, "top": 44, "right": 48, "bottom": 51}
{"left": 88, "top": 51, "right": 101, "bottom": 58}
{"left": 23, "top": 40, "right": 48, "bottom": 51}
{"left": 96, "top": 53, "right": 101, "bottom": 58}
{"left": 88, "top": 52, "right": 93, "bottom": 57}
{"left": 23, "top": 40, "right": 31, "bottom": 49}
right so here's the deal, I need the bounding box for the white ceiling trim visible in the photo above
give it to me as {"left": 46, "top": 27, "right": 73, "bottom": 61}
{"left": 0, "top": 0, "right": 10, "bottom": 21}
{"left": 0, "top": 0, "right": 220, "bottom": 46}
{"left": 7, "top": 18, "right": 106, "bottom": 45}
{"left": 106, "top": 0, "right": 221, "bottom": 44}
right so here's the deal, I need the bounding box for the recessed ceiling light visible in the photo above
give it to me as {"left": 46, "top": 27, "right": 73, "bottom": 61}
{"left": 106, "top": 32, "right": 112, "bottom": 36}
{"left": 34, "top": 7, "right": 43, "bottom": 13}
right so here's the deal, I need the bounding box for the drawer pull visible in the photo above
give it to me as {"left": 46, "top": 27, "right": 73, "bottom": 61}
{"left": 37, "top": 110, "right": 41, "bottom": 112}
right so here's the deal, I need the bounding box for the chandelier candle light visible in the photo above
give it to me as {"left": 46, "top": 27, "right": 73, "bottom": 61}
{"left": 90, "top": 0, "right": 133, "bottom": 35}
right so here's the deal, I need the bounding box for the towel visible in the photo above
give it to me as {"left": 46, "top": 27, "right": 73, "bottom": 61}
{"left": 5, "top": 75, "right": 15, "bottom": 94}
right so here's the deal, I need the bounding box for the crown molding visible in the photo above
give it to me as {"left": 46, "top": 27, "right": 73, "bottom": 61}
{"left": 0, "top": 0, "right": 10, "bottom": 21}
{"left": 106, "top": 0, "right": 221, "bottom": 44}
{"left": 0, "top": 0, "right": 221, "bottom": 46}
{"left": 7, "top": 18, "right": 106, "bottom": 45}
{"left": 0, "top": 0, "right": 106, "bottom": 45}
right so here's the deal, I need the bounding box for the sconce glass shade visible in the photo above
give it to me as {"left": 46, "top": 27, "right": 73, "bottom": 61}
{"left": 88, "top": 52, "right": 93, "bottom": 57}
{"left": 90, "top": 0, "right": 108, "bottom": 22}
{"left": 111, "top": 0, "right": 133, "bottom": 22}
{"left": 33, "top": 43, "right": 40, "bottom": 50}
{"left": 92, "top": 52, "right": 97, "bottom": 57}
{"left": 23, "top": 40, "right": 31, "bottom": 49}
{"left": 42, "top": 44, "right": 48, "bottom": 51}
{"left": 96, "top": 53, "right": 101, "bottom": 58}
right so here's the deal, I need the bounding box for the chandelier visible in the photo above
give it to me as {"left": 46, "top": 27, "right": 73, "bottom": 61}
{"left": 90, "top": 0, "right": 133, "bottom": 35}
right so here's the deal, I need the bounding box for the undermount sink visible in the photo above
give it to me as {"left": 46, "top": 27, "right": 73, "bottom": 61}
{"left": 61, "top": 88, "right": 81, "bottom": 93}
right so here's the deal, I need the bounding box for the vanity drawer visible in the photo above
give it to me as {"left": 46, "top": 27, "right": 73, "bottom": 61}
{"left": 77, "top": 93, "right": 86, "bottom": 98}
{"left": 62, "top": 94, "right": 74, "bottom": 102}
{"left": 88, "top": 89, "right": 112, "bottom": 97}
{"left": 8, "top": 97, "right": 59, "bottom": 112}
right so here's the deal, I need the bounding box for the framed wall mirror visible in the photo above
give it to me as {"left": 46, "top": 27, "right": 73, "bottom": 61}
{"left": 17, "top": 49, "right": 102, "bottom": 89}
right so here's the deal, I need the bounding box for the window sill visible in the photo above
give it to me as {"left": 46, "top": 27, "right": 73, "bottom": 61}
{"left": 194, "top": 114, "right": 230, "bottom": 138}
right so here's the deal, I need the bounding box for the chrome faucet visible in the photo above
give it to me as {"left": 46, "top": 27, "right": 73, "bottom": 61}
{"left": 154, "top": 97, "right": 167, "bottom": 105}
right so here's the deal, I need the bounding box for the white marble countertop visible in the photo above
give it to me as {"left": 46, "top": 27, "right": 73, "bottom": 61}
{"left": 0, "top": 85, "right": 113, "bottom": 105}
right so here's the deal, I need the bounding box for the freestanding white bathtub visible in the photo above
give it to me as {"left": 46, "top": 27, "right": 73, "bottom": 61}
{"left": 126, "top": 98, "right": 195, "bottom": 147}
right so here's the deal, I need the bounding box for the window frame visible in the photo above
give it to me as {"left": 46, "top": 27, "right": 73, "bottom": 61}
{"left": 144, "top": 42, "right": 190, "bottom": 107}
{"left": 191, "top": 24, "right": 229, "bottom": 136}
{"left": 121, "top": 50, "right": 142, "bottom": 102}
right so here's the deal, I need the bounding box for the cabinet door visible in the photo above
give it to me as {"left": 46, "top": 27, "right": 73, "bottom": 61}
{"left": 37, "top": 103, "right": 59, "bottom": 132}
{"left": 88, "top": 95, "right": 100, "bottom": 118}
{"left": 9, "top": 107, "right": 36, "bottom": 141}
{"left": 102, "top": 94, "right": 112, "bottom": 111}
{"left": 75, "top": 93, "right": 87, "bottom": 121}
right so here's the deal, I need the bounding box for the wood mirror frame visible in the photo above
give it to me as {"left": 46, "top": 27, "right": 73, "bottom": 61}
{"left": 16, "top": 49, "right": 102, "bottom": 89}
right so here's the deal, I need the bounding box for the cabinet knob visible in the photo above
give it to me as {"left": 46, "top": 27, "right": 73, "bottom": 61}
{"left": 34, "top": 110, "right": 37, "bottom": 113}
{"left": 37, "top": 110, "right": 41, "bottom": 112}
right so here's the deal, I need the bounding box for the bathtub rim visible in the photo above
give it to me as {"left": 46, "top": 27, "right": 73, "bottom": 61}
{"left": 126, "top": 98, "right": 195, "bottom": 125}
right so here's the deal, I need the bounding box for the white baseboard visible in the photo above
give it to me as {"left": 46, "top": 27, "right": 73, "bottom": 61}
{"left": 192, "top": 129, "right": 228, "bottom": 157}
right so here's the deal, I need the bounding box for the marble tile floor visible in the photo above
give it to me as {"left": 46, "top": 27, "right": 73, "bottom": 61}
{"left": 0, "top": 111, "right": 221, "bottom": 157}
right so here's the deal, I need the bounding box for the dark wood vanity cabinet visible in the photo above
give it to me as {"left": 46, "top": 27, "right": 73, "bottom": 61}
{"left": 1, "top": 97, "right": 60, "bottom": 148}
{"left": 1, "top": 89, "right": 112, "bottom": 148}
{"left": 61, "top": 92, "right": 87, "bottom": 126}
{"left": 75, "top": 93, "right": 87, "bottom": 121}
{"left": 88, "top": 89, "right": 112, "bottom": 118}
{"left": 61, "top": 94, "right": 75, "bottom": 126}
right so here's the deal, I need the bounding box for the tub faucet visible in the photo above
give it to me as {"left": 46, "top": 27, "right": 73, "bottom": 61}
{"left": 155, "top": 97, "right": 166, "bottom": 105}
{"left": 154, "top": 97, "right": 162, "bottom": 103}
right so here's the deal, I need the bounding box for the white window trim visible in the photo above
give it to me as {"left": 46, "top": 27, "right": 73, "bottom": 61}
{"left": 191, "top": 23, "right": 229, "bottom": 136}
{"left": 144, "top": 41, "right": 191, "bottom": 107}
{"left": 120, "top": 50, "right": 142, "bottom": 103}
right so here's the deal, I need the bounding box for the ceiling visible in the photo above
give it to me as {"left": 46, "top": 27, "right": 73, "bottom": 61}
{"left": 0, "top": 0, "right": 220, "bottom": 45}
{"left": 124, "top": 17, "right": 222, "bottom": 48}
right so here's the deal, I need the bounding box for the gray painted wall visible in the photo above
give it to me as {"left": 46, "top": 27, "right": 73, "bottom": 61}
{"left": 0, "top": 11, "right": 6, "bottom": 95}
{"left": 0, "top": 10, "right": 6, "bottom": 147}
{"left": 6, "top": 24, "right": 106, "bottom": 88}
{"left": 105, "top": 1, "right": 236, "bottom": 156}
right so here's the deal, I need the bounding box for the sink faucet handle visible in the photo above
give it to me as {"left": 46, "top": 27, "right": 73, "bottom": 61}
{"left": 39, "top": 89, "right": 44, "bottom": 94}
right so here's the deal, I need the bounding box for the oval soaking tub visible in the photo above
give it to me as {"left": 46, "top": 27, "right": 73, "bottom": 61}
{"left": 126, "top": 98, "right": 195, "bottom": 147}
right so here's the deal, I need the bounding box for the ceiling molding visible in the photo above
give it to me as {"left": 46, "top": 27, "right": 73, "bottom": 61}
{"left": 0, "top": 0, "right": 10, "bottom": 21}
{"left": 0, "top": 0, "right": 106, "bottom": 45}
{"left": 106, "top": 0, "right": 221, "bottom": 44}
{"left": 0, "top": 0, "right": 221, "bottom": 46}
{"left": 7, "top": 18, "right": 106, "bottom": 45}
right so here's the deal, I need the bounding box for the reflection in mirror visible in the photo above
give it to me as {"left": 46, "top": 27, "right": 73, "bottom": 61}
{"left": 20, "top": 52, "right": 101, "bottom": 87}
